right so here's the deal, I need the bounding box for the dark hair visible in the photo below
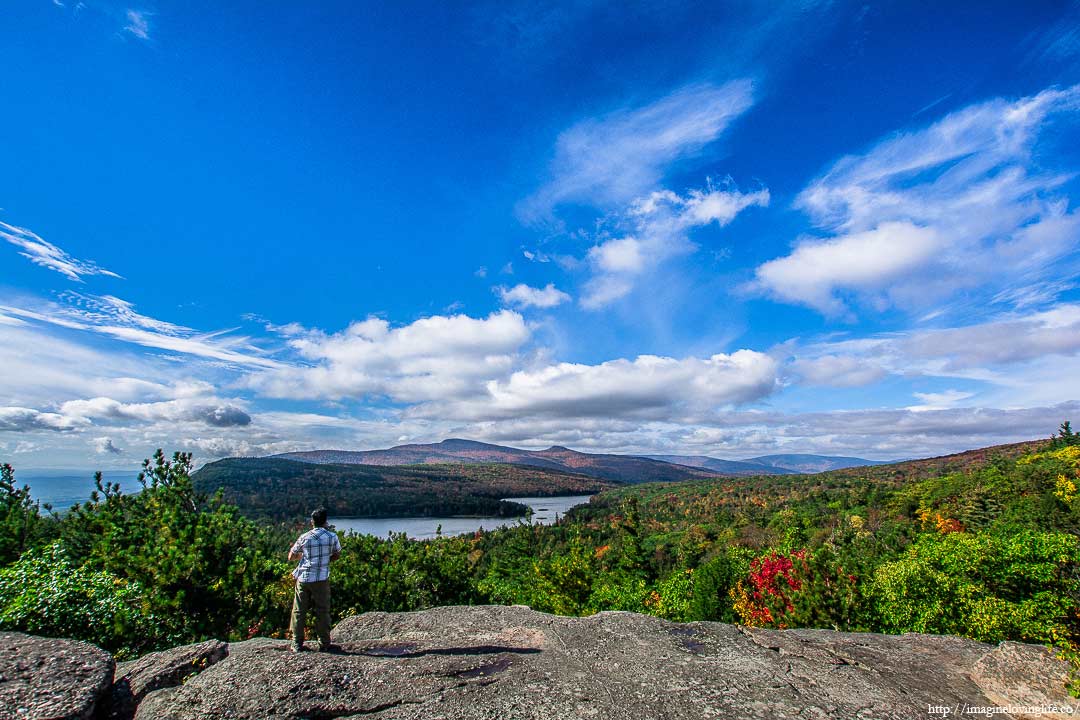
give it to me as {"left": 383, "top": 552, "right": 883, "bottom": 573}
{"left": 311, "top": 507, "right": 328, "bottom": 527}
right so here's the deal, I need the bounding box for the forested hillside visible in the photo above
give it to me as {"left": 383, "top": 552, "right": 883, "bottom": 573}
{"left": 193, "top": 457, "right": 613, "bottom": 521}
{"left": 277, "top": 438, "right": 721, "bottom": 483}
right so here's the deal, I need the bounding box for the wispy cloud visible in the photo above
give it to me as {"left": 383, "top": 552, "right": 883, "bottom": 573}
{"left": 123, "top": 9, "right": 151, "bottom": 40}
{"left": 0, "top": 221, "right": 121, "bottom": 282}
{"left": 516, "top": 80, "right": 765, "bottom": 310}
{"left": 0, "top": 293, "right": 280, "bottom": 369}
{"left": 582, "top": 183, "right": 769, "bottom": 308}
{"left": 784, "top": 303, "right": 1080, "bottom": 394}
{"left": 520, "top": 80, "right": 755, "bottom": 223}
{"left": 752, "top": 85, "right": 1080, "bottom": 317}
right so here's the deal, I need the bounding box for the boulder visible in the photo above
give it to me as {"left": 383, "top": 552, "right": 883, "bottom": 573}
{"left": 105, "top": 639, "right": 229, "bottom": 720}
{"left": 133, "top": 605, "right": 1074, "bottom": 720}
{"left": 0, "top": 631, "right": 114, "bottom": 720}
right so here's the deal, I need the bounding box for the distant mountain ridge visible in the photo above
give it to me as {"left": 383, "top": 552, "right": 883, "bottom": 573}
{"left": 741, "top": 453, "right": 892, "bottom": 473}
{"left": 274, "top": 439, "right": 888, "bottom": 481}
{"left": 645, "top": 453, "right": 888, "bottom": 475}
{"left": 275, "top": 439, "right": 721, "bottom": 484}
{"left": 644, "top": 455, "right": 785, "bottom": 476}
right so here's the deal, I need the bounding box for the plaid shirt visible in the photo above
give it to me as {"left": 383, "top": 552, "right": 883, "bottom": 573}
{"left": 290, "top": 526, "right": 341, "bottom": 583}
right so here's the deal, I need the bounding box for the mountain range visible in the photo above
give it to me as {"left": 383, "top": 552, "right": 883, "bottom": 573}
{"left": 646, "top": 453, "right": 891, "bottom": 475}
{"left": 274, "top": 439, "right": 886, "bottom": 483}
{"left": 275, "top": 439, "right": 718, "bottom": 484}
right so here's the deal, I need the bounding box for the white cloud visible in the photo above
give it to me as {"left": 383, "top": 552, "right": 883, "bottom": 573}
{"left": 0, "top": 407, "right": 86, "bottom": 432}
{"left": 94, "top": 437, "right": 123, "bottom": 455}
{"left": 0, "top": 295, "right": 280, "bottom": 369}
{"left": 61, "top": 292, "right": 187, "bottom": 334}
{"left": 783, "top": 303, "right": 1080, "bottom": 400}
{"left": 582, "top": 185, "right": 769, "bottom": 308}
{"left": 789, "top": 354, "right": 888, "bottom": 388}
{"left": 415, "top": 350, "right": 779, "bottom": 422}
{"left": 249, "top": 310, "right": 531, "bottom": 403}
{"left": 908, "top": 390, "right": 975, "bottom": 412}
{"left": 754, "top": 222, "right": 939, "bottom": 316}
{"left": 123, "top": 9, "right": 150, "bottom": 40}
{"left": 754, "top": 85, "right": 1080, "bottom": 316}
{"left": 588, "top": 237, "right": 645, "bottom": 274}
{"left": 520, "top": 80, "right": 755, "bottom": 221}
{"left": 177, "top": 437, "right": 295, "bottom": 459}
{"left": 632, "top": 186, "right": 770, "bottom": 227}
{"left": 898, "top": 304, "right": 1080, "bottom": 370}
{"left": 517, "top": 80, "right": 765, "bottom": 309}
{"left": 0, "top": 221, "right": 120, "bottom": 282}
{"left": 579, "top": 275, "right": 635, "bottom": 310}
{"left": 59, "top": 397, "right": 252, "bottom": 428}
{"left": 496, "top": 283, "right": 571, "bottom": 309}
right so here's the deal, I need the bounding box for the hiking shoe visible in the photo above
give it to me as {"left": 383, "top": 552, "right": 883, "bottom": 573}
{"left": 289, "top": 643, "right": 305, "bottom": 653}
{"left": 318, "top": 643, "right": 342, "bottom": 654}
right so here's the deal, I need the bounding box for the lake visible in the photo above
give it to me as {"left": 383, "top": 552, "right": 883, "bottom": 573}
{"left": 330, "top": 495, "right": 593, "bottom": 539}
{"left": 19, "top": 470, "right": 143, "bottom": 512}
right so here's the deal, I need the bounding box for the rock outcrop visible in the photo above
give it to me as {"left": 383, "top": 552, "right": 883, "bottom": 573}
{"left": 2, "top": 607, "right": 1073, "bottom": 720}
{"left": 139, "top": 606, "right": 1071, "bottom": 720}
{"left": 104, "top": 639, "right": 229, "bottom": 720}
{"left": 0, "top": 631, "right": 114, "bottom": 720}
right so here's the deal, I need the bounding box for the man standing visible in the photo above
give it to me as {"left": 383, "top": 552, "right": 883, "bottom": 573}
{"left": 288, "top": 507, "right": 341, "bottom": 652}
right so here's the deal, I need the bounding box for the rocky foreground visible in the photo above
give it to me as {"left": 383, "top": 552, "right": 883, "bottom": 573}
{"left": 0, "top": 605, "right": 1072, "bottom": 720}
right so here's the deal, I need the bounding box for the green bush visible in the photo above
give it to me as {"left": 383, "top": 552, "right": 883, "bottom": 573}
{"left": 0, "top": 542, "right": 155, "bottom": 657}
{"left": 870, "top": 529, "right": 1079, "bottom": 643}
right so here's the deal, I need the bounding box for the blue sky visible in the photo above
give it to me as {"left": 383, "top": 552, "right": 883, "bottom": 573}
{"left": 3, "top": 0, "right": 1080, "bottom": 468}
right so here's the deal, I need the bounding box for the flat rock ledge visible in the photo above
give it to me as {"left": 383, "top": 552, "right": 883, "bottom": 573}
{"left": 0, "top": 631, "right": 114, "bottom": 720}
{"left": 139, "top": 606, "right": 1071, "bottom": 720}
{"left": 2, "top": 606, "right": 1073, "bottom": 720}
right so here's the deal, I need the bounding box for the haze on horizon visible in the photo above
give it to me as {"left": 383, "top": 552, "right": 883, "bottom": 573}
{"left": 3, "top": 1, "right": 1080, "bottom": 469}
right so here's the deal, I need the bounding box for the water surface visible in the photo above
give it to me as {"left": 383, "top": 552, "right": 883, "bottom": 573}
{"left": 19, "top": 471, "right": 143, "bottom": 512}
{"left": 330, "top": 495, "right": 592, "bottom": 539}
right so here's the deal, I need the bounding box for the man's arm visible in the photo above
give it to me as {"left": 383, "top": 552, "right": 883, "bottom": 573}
{"left": 329, "top": 536, "right": 341, "bottom": 563}
{"left": 288, "top": 537, "right": 303, "bottom": 563}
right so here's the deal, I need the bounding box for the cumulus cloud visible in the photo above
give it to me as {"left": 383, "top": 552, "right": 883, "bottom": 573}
{"left": 58, "top": 397, "right": 252, "bottom": 428}
{"left": 496, "top": 283, "right": 571, "bottom": 309}
{"left": 755, "top": 222, "right": 939, "bottom": 316}
{"left": 0, "top": 221, "right": 121, "bottom": 282}
{"left": 249, "top": 310, "right": 531, "bottom": 403}
{"left": 753, "top": 85, "right": 1080, "bottom": 316}
{"left": 94, "top": 437, "right": 123, "bottom": 455}
{"left": 177, "top": 437, "right": 298, "bottom": 460}
{"left": 414, "top": 350, "right": 779, "bottom": 422}
{"left": 0, "top": 407, "right": 86, "bottom": 432}
{"left": 520, "top": 80, "right": 755, "bottom": 222}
